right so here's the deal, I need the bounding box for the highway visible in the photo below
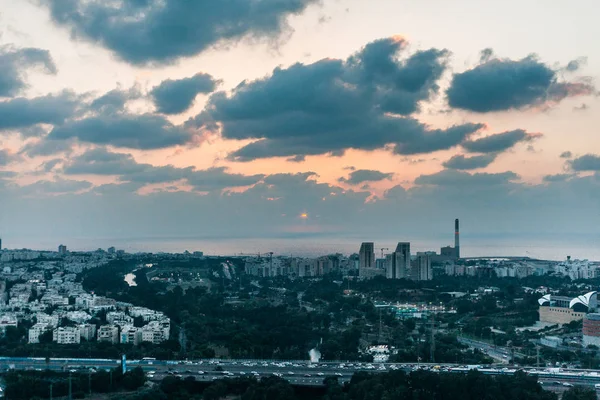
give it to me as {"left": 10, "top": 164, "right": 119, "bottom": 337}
{"left": 1, "top": 357, "right": 600, "bottom": 390}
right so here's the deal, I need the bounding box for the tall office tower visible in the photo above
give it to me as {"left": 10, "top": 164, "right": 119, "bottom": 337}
{"left": 58, "top": 244, "right": 67, "bottom": 255}
{"left": 385, "top": 253, "right": 396, "bottom": 279}
{"left": 412, "top": 253, "right": 433, "bottom": 281}
{"left": 394, "top": 242, "right": 410, "bottom": 279}
{"left": 358, "top": 242, "right": 375, "bottom": 277}
{"left": 455, "top": 218, "right": 460, "bottom": 259}
{"left": 0, "top": 237, "right": 2, "bottom": 251}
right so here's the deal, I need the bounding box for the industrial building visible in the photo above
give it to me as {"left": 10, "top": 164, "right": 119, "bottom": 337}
{"left": 538, "top": 292, "right": 597, "bottom": 324}
{"left": 583, "top": 313, "right": 600, "bottom": 347}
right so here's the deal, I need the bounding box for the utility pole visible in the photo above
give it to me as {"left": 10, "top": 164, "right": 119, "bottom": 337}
{"left": 49, "top": 383, "right": 53, "bottom": 400}
{"left": 536, "top": 346, "right": 540, "bottom": 368}
{"left": 430, "top": 313, "right": 435, "bottom": 363}
{"left": 68, "top": 372, "right": 72, "bottom": 400}
{"left": 109, "top": 370, "right": 113, "bottom": 392}
{"left": 89, "top": 370, "right": 92, "bottom": 396}
{"left": 378, "top": 308, "right": 382, "bottom": 344}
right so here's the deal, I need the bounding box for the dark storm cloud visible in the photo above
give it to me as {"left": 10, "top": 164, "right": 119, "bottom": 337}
{"left": 442, "top": 153, "right": 497, "bottom": 170}
{"left": 570, "top": 154, "right": 600, "bottom": 171}
{"left": 151, "top": 73, "right": 219, "bottom": 114}
{"left": 48, "top": 112, "right": 192, "bottom": 150}
{"left": 0, "top": 46, "right": 57, "bottom": 97}
{"left": 41, "top": 0, "right": 319, "bottom": 65}
{"left": 462, "top": 129, "right": 539, "bottom": 153}
{"left": 339, "top": 169, "right": 393, "bottom": 185}
{"left": 64, "top": 148, "right": 265, "bottom": 190}
{"left": 189, "top": 38, "right": 477, "bottom": 160}
{"left": 447, "top": 55, "right": 595, "bottom": 112}
{"left": 0, "top": 92, "right": 79, "bottom": 130}
{"left": 414, "top": 169, "right": 519, "bottom": 186}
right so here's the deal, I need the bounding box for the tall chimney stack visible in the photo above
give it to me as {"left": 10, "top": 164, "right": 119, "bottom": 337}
{"left": 454, "top": 219, "right": 460, "bottom": 259}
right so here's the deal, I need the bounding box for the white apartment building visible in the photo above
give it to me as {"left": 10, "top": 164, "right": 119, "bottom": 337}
{"left": 97, "top": 325, "right": 119, "bottom": 344}
{"left": 28, "top": 323, "right": 52, "bottom": 343}
{"left": 53, "top": 327, "right": 81, "bottom": 344}
{"left": 78, "top": 324, "right": 97, "bottom": 341}
{"left": 141, "top": 320, "right": 169, "bottom": 344}
{"left": 120, "top": 326, "right": 142, "bottom": 346}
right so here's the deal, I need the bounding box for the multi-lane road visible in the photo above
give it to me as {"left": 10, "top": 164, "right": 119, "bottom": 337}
{"left": 1, "top": 357, "right": 600, "bottom": 390}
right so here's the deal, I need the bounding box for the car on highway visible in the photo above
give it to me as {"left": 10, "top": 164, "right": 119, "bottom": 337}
{"left": 197, "top": 371, "right": 205, "bottom": 375}
{"left": 317, "top": 372, "right": 324, "bottom": 376}
{"left": 562, "top": 383, "right": 573, "bottom": 387}
{"left": 304, "top": 374, "right": 311, "bottom": 377}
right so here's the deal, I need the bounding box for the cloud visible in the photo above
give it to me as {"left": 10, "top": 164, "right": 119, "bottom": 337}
{"left": 415, "top": 169, "right": 519, "bottom": 187}
{"left": 0, "top": 149, "right": 21, "bottom": 166}
{"left": 0, "top": 45, "right": 57, "bottom": 97}
{"left": 442, "top": 153, "right": 497, "bottom": 170}
{"left": 339, "top": 169, "right": 393, "bottom": 185}
{"left": 151, "top": 73, "right": 219, "bottom": 114}
{"left": 565, "top": 57, "right": 587, "bottom": 72}
{"left": 0, "top": 92, "right": 79, "bottom": 130}
{"left": 48, "top": 112, "right": 193, "bottom": 150}
{"left": 462, "top": 129, "right": 539, "bottom": 153}
{"left": 543, "top": 173, "right": 574, "bottom": 183}
{"left": 41, "top": 0, "right": 319, "bottom": 65}
{"left": 63, "top": 147, "right": 265, "bottom": 190}
{"left": 570, "top": 154, "right": 600, "bottom": 172}
{"left": 287, "top": 155, "right": 306, "bottom": 163}
{"left": 189, "top": 37, "right": 480, "bottom": 160}
{"left": 20, "top": 138, "right": 74, "bottom": 157}
{"left": 560, "top": 151, "right": 573, "bottom": 159}
{"left": 19, "top": 177, "right": 92, "bottom": 195}
{"left": 447, "top": 54, "right": 595, "bottom": 112}
{"left": 90, "top": 87, "right": 140, "bottom": 112}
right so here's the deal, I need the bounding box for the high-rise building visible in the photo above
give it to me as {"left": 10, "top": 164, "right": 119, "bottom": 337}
{"left": 0, "top": 237, "right": 2, "bottom": 251}
{"left": 107, "top": 247, "right": 115, "bottom": 254}
{"left": 412, "top": 253, "right": 433, "bottom": 281}
{"left": 455, "top": 218, "right": 460, "bottom": 259}
{"left": 359, "top": 242, "right": 374, "bottom": 270}
{"left": 385, "top": 242, "right": 410, "bottom": 279}
{"left": 58, "top": 244, "right": 67, "bottom": 255}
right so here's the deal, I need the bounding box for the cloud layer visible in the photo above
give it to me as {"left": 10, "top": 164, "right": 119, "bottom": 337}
{"left": 189, "top": 37, "right": 486, "bottom": 160}
{"left": 0, "top": 46, "right": 56, "bottom": 97}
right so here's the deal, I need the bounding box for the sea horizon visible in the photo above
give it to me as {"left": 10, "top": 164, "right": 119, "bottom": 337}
{"left": 3, "top": 233, "right": 600, "bottom": 262}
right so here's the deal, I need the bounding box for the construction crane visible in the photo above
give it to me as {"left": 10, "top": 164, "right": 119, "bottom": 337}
{"left": 379, "top": 248, "right": 389, "bottom": 258}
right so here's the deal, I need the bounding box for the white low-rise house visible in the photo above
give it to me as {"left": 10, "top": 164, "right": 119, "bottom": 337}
{"left": 36, "top": 312, "right": 60, "bottom": 328}
{"left": 75, "top": 294, "right": 95, "bottom": 309}
{"left": 28, "top": 323, "right": 52, "bottom": 343}
{"left": 53, "top": 327, "right": 81, "bottom": 344}
{"left": 0, "top": 314, "right": 18, "bottom": 331}
{"left": 107, "top": 311, "right": 134, "bottom": 326}
{"left": 40, "top": 293, "right": 68, "bottom": 306}
{"left": 120, "top": 326, "right": 142, "bottom": 346}
{"left": 78, "top": 324, "right": 97, "bottom": 341}
{"left": 97, "top": 325, "right": 119, "bottom": 344}
{"left": 65, "top": 311, "right": 92, "bottom": 324}
{"left": 128, "top": 307, "right": 166, "bottom": 322}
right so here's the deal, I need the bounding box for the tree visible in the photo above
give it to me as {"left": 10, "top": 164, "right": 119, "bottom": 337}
{"left": 562, "top": 386, "right": 596, "bottom": 400}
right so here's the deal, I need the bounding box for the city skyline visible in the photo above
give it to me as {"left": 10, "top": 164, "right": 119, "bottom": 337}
{"left": 0, "top": 1, "right": 599, "bottom": 245}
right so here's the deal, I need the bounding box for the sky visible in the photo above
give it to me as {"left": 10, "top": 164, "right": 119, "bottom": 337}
{"left": 0, "top": 0, "right": 599, "bottom": 252}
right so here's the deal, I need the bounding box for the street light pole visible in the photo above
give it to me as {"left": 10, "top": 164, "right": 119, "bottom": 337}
{"left": 68, "top": 372, "right": 72, "bottom": 400}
